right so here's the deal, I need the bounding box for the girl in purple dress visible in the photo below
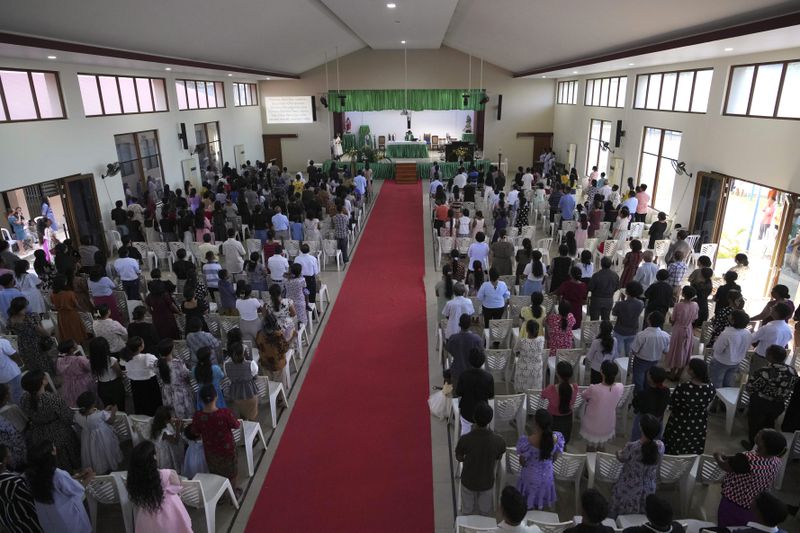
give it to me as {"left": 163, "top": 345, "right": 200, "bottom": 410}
{"left": 516, "top": 409, "right": 565, "bottom": 510}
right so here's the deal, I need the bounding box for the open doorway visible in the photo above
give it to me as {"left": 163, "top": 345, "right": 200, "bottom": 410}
{"left": 690, "top": 172, "right": 798, "bottom": 302}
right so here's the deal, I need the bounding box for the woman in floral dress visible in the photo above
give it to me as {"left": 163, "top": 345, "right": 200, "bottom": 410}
{"left": 514, "top": 320, "right": 545, "bottom": 392}
{"left": 516, "top": 409, "right": 564, "bottom": 509}
{"left": 7, "top": 296, "right": 54, "bottom": 375}
{"left": 545, "top": 301, "right": 576, "bottom": 356}
{"left": 156, "top": 339, "right": 195, "bottom": 419}
{"left": 610, "top": 414, "right": 664, "bottom": 517}
{"left": 284, "top": 263, "right": 308, "bottom": 326}
{"left": 266, "top": 283, "right": 297, "bottom": 342}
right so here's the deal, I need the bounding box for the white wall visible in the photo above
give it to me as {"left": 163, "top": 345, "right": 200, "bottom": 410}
{"left": 260, "top": 47, "right": 555, "bottom": 171}
{"left": 552, "top": 47, "right": 800, "bottom": 226}
{"left": 0, "top": 57, "right": 264, "bottom": 231}
{"left": 344, "top": 109, "right": 474, "bottom": 143}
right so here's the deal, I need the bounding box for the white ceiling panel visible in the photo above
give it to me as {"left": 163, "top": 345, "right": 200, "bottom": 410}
{"left": 444, "top": 0, "right": 800, "bottom": 74}
{"left": 321, "top": 0, "right": 459, "bottom": 49}
{"left": 0, "top": 0, "right": 366, "bottom": 75}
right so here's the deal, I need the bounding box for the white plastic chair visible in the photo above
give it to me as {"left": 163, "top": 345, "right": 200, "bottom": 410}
{"left": 586, "top": 451, "right": 623, "bottom": 488}
{"left": 616, "top": 515, "right": 647, "bottom": 530}
{"left": 484, "top": 319, "right": 514, "bottom": 348}
{"left": 775, "top": 430, "right": 800, "bottom": 489}
{"left": 715, "top": 383, "right": 750, "bottom": 435}
{"left": 128, "top": 414, "right": 152, "bottom": 446}
{"left": 493, "top": 393, "right": 526, "bottom": 439}
{"left": 437, "top": 236, "right": 454, "bottom": 269}
{"left": 180, "top": 473, "right": 239, "bottom": 533}
{"left": 615, "top": 384, "right": 635, "bottom": 435}
{"left": 548, "top": 348, "right": 583, "bottom": 385}
{"left": 485, "top": 349, "right": 514, "bottom": 385}
{"left": 553, "top": 452, "right": 587, "bottom": 515}
{"left": 455, "top": 516, "right": 497, "bottom": 533}
{"left": 233, "top": 419, "right": 267, "bottom": 477}
{"left": 111, "top": 412, "right": 134, "bottom": 445}
{"left": 322, "top": 239, "right": 342, "bottom": 271}
{"left": 86, "top": 473, "right": 133, "bottom": 533}
{"left": 683, "top": 454, "right": 726, "bottom": 520}
{"left": 255, "top": 376, "right": 289, "bottom": 429}
{"left": 657, "top": 454, "right": 698, "bottom": 515}
{"left": 0, "top": 403, "right": 28, "bottom": 432}
{"left": 524, "top": 389, "right": 549, "bottom": 418}
{"left": 500, "top": 446, "right": 522, "bottom": 488}
{"left": 526, "top": 513, "right": 574, "bottom": 533}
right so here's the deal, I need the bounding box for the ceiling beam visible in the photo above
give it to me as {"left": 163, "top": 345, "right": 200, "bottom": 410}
{"left": 0, "top": 32, "right": 300, "bottom": 79}
{"left": 512, "top": 12, "right": 800, "bottom": 78}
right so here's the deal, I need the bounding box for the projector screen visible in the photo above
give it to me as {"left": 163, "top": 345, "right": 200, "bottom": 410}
{"left": 265, "top": 96, "right": 314, "bottom": 124}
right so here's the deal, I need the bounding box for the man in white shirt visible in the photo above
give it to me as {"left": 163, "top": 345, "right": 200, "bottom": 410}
{"left": 599, "top": 180, "right": 612, "bottom": 202}
{"left": 430, "top": 174, "right": 444, "bottom": 197}
{"left": 294, "top": 243, "right": 320, "bottom": 303}
{"left": 467, "top": 234, "right": 490, "bottom": 272}
{"left": 493, "top": 486, "right": 542, "bottom": 533}
{"left": 521, "top": 168, "right": 533, "bottom": 191}
{"left": 114, "top": 247, "right": 141, "bottom": 300}
{"left": 442, "top": 283, "right": 474, "bottom": 339}
{"left": 633, "top": 251, "right": 658, "bottom": 290}
{"left": 506, "top": 187, "right": 520, "bottom": 209}
{"left": 750, "top": 302, "right": 793, "bottom": 371}
{"left": 221, "top": 229, "right": 245, "bottom": 274}
{"left": 710, "top": 309, "right": 753, "bottom": 388}
{"left": 453, "top": 169, "right": 468, "bottom": 190}
{"left": 197, "top": 233, "right": 218, "bottom": 265}
{"left": 457, "top": 209, "right": 472, "bottom": 237}
{"left": 267, "top": 245, "right": 290, "bottom": 287}
{"left": 630, "top": 310, "right": 671, "bottom": 394}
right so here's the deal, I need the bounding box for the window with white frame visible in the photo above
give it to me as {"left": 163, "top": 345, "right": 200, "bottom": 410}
{"left": 557, "top": 80, "right": 578, "bottom": 105}
{"left": 633, "top": 68, "right": 713, "bottom": 113}
{"left": 638, "top": 127, "right": 682, "bottom": 213}
{"left": 586, "top": 119, "right": 612, "bottom": 176}
{"left": 0, "top": 68, "right": 65, "bottom": 122}
{"left": 584, "top": 76, "right": 627, "bottom": 108}
{"left": 724, "top": 59, "right": 800, "bottom": 119}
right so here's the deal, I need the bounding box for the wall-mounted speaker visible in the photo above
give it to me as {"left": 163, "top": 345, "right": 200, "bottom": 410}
{"left": 615, "top": 119, "right": 625, "bottom": 148}
{"left": 496, "top": 94, "right": 503, "bottom": 121}
{"left": 407, "top": 117, "right": 411, "bottom": 130}
{"left": 311, "top": 95, "right": 317, "bottom": 122}
{"left": 178, "top": 123, "right": 188, "bottom": 150}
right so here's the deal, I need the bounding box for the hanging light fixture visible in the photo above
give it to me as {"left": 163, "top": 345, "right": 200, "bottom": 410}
{"left": 335, "top": 46, "right": 346, "bottom": 108}
{"left": 479, "top": 57, "right": 489, "bottom": 104}
{"left": 320, "top": 51, "right": 329, "bottom": 108}
{"left": 462, "top": 54, "right": 471, "bottom": 106}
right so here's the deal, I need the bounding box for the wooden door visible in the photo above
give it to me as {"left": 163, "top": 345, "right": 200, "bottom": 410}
{"left": 62, "top": 174, "right": 104, "bottom": 249}
{"left": 689, "top": 172, "right": 731, "bottom": 246}
{"left": 262, "top": 136, "right": 283, "bottom": 168}
{"left": 532, "top": 133, "right": 553, "bottom": 165}
{"left": 767, "top": 193, "right": 798, "bottom": 292}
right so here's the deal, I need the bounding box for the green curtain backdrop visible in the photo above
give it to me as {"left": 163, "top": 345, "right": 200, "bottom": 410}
{"left": 327, "top": 89, "right": 487, "bottom": 112}
{"left": 341, "top": 133, "right": 356, "bottom": 151}
{"left": 322, "top": 160, "right": 395, "bottom": 180}
{"left": 416, "top": 160, "right": 492, "bottom": 179}
{"left": 385, "top": 143, "right": 429, "bottom": 159}
{"left": 357, "top": 125, "right": 371, "bottom": 148}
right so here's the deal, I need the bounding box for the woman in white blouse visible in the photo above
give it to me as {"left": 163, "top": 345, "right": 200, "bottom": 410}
{"left": 91, "top": 304, "right": 128, "bottom": 354}
{"left": 235, "top": 283, "right": 263, "bottom": 343}
{"left": 120, "top": 336, "right": 161, "bottom": 416}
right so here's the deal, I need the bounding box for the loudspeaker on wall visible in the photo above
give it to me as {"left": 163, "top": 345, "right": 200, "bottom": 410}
{"left": 496, "top": 94, "right": 503, "bottom": 121}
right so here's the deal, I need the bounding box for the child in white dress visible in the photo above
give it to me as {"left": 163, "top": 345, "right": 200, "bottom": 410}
{"left": 182, "top": 424, "right": 209, "bottom": 479}
{"left": 151, "top": 406, "right": 184, "bottom": 473}
{"left": 75, "top": 391, "right": 123, "bottom": 474}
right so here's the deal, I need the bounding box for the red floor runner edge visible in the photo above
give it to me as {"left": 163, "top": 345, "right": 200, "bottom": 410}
{"left": 246, "top": 181, "right": 434, "bottom": 532}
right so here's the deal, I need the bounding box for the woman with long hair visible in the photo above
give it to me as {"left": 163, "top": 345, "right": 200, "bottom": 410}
{"left": 266, "top": 283, "right": 297, "bottom": 342}
{"left": 156, "top": 339, "right": 194, "bottom": 420}
{"left": 20, "top": 371, "right": 80, "bottom": 470}
{"left": 663, "top": 358, "right": 715, "bottom": 455}
{"left": 620, "top": 239, "right": 643, "bottom": 288}
{"left": 610, "top": 414, "right": 664, "bottom": 516}
{"left": 25, "top": 440, "right": 92, "bottom": 532}
{"left": 515, "top": 238, "right": 533, "bottom": 288}
{"left": 191, "top": 385, "right": 242, "bottom": 498}
{"left": 516, "top": 409, "right": 565, "bottom": 510}
{"left": 144, "top": 278, "right": 180, "bottom": 340}
{"left": 554, "top": 266, "right": 589, "bottom": 329}
{"left": 120, "top": 336, "right": 161, "bottom": 416}
{"left": 586, "top": 320, "right": 618, "bottom": 384}
{"left": 225, "top": 341, "right": 259, "bottom": 421}
{"left": 548, "top": 244, "right": 572, "bottom": 293}
{"left": 521, "top": 250, "right": 547, "bottom": 296}
{"left": 49, "top": 275, "right": 88, "bottom": 345}
{"left": 193, "top": 346, "right": 225, "bottom": 410}
{"left": 435, "top": 264, "right": 455, "bottom": 316}
{"left": 545, "top": 301, "right": 575, "bottom": 356}
{"left": 126, "top": 441, "right": 192, "bottom": 531}
{"left": 235, "top": 282, "right": 264, "bottom": 343}
{"left": 664, "top": 285, "right": 699, "bottom": 381}
{"left": 7, "top": 296, "right": 54, "bottom": 375}
{"left": 580, "top": 361, "right": 624, "bottom": 451}
{"left": 513, "top": 320, "right": 546, "bottom": 392}
{"left": 88, "top": 337, "right": 125, "bottom": 409}
{"left": 32, "top": 249, "right": 55, "bottom": 291}
{"left": 244, "top": 252, "right": 268, "bottom": 292}
{"left": 150, "top": 406, "right": 184, "bottom": 472}
{"left": 284, "top": 263, "right": 308, "bottom": 327}
{"left": 542, "top": 361, "right": 579, "bottom": 444}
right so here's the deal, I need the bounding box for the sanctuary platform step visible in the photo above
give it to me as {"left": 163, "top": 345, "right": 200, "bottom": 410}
{"left": 395, "top": 162, "right": 418, "bottom": 184}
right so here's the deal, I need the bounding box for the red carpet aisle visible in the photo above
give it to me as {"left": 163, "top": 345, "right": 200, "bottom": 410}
{"left": 246, "top": 181, "right": 434, "bottom": 532}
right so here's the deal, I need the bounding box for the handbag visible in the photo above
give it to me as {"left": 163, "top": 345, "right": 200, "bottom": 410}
{"left": 428, "top": 389, "right": 450, "bottom": 420}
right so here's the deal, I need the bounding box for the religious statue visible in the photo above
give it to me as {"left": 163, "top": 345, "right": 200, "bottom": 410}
{"left": 345, "top": 117, "right": 352, "bottom": 133}
{"left": 332, "top": 134, "right": 343, "bottom": 160}
{"left": 464, "top": 115, "right": 472, "bottom": 133}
